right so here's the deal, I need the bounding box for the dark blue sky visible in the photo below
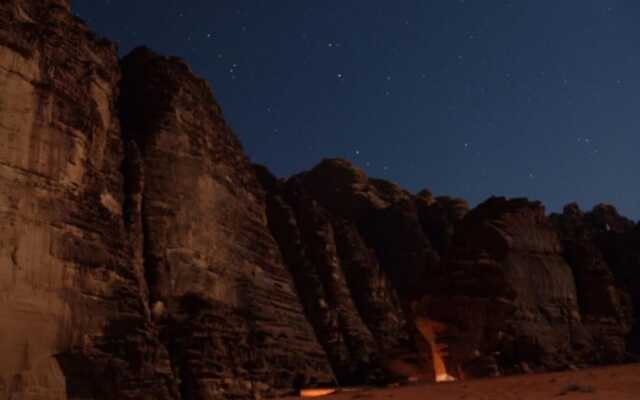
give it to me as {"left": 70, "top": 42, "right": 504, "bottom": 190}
{"left": 72, "top": 0, "right": 639, "bottom": 220}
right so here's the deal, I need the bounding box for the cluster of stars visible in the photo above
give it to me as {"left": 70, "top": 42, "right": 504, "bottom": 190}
{"left": 79, "top": 0, "right": 637, "bottom": 218}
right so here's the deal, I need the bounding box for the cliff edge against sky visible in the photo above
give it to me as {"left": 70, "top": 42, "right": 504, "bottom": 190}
{"left": 0, "top": 1, "right": 639, "bottom": 399}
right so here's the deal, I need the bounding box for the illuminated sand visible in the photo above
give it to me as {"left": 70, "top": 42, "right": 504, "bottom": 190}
{"left": 288, "top": 364, "right": 640, "bottom": 400}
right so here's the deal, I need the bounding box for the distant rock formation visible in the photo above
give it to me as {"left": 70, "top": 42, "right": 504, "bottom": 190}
{"left": 0, "top": 0, "right": 638, "bottom": 399}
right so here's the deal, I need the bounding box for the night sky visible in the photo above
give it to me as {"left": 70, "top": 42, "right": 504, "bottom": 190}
{"left": 72, "top": 1, "right": 639, "bottom": 220}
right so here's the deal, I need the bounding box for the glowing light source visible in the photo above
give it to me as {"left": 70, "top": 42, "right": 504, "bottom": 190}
{"left": 416, "top": 318, "right": 457, "bottom": 383}
{"left": 435, "top": 373, "right": 457, "bottom": 382}
{"left": 300, "top": 388, "right": 337, "bottom": 397}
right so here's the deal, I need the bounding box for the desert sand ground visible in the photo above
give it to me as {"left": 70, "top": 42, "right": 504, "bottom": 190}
{"left": 283, "top": 364, "right": 640, "bottom": 400}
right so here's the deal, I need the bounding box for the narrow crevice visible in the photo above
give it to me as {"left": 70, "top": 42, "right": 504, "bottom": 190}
{"left": 118, "top": 61, "right": 183, "bottom": 398}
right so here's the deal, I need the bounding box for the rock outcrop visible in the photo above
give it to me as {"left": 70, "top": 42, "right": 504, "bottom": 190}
{"left": 1, "top": 0, "right": 639, "bottom": 398}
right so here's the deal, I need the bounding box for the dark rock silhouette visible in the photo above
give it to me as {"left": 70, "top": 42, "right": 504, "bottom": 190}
{"left": 551, "top": 204, "right": 639, "bottom": 356}
{"left": 0, "top": 1, "right": 638, "bottom": 399}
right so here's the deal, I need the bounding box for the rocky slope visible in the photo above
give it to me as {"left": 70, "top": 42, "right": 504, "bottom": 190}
{"left": 0, "top": 0, "right": 638, "bottom": 399}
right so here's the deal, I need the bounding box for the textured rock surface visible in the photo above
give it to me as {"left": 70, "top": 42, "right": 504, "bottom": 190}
{"left": 551, "top": 204, "right": 639, "bottom": 356}
{"left": 0, "top": 1, "right": 175, "bottom": 399}
{"left": 2, "top": 0, "right": 640, "bottom": 398}
{"left": 256, "top": 167, "right": 407, "bottom": 385}
{"left": 119, "top": 48, "right": 334, "bottom": 399}
{"left": 420, "top": 198, "right": 588, "bottom": 378}
{"left": 550, "top": 204, "right": 633, "bottom": 363}
{"left": 416, "top": 194, "right": 469, "bottom": 257}
{"left": 256, "top": 161, "right": 440, "bottom": 384}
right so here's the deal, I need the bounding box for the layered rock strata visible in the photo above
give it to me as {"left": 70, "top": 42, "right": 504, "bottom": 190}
{"left": 551, "top": 204, "right": 638, "bottom": 356}
{"left": 419, "top": 198, "right": 594, "bottom": 378}
{"left": 118, "top": 47, "right": 335, "bottom": 399}
{"left": 0, "top": 1, "right": 175, "bottom": 398}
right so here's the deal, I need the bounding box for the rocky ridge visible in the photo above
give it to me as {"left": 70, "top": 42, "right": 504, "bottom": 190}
{"left": 0, "top": 1, "right": 639, "bottom": 399}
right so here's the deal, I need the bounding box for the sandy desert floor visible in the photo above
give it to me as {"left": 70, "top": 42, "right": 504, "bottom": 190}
{"left": 282, "top": 364, "right": 640, "bottom": 400}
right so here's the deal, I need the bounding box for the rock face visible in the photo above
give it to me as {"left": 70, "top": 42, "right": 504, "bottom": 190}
{"left": 419, "top": 198, "right": 592, "bottom": 378}
{"left": 1, "top": 0, "right": 639, "bottom": 398}
{"left": 255, "top": 160, "right": 471, "bottom": 384}
{"left": 255, "top": 165, "right": 412, "bottom": 385}
{"left": 551, "top": 204, "right": 637, "bottom": 356}
{"left": 0, "top": 1, "right": 175, "bottom": 399}
{"left": 118, "top": 48, "right": 335, "bottom": 399}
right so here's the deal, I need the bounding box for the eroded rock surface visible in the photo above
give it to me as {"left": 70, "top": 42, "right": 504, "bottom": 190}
{"left": 256, "top": 161, "right": 440, "bottom": 384}
{"left": 119, "top": 47, "right": 335, "bottom": 399}
{"left": 0, "top": 1, "right": 175, "bottom": 398}
{"left": 551, "top": 204, "right": 638, "bottom": 356}
{"left": 420, "top": 198, "right": 588, "bottom": 378}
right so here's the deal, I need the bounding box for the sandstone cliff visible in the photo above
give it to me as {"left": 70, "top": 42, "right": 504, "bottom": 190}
{"left": 419, "top": 198, "right": 589, "bottom": 378}
{"left": 118, "top": 47, "right": 335, "bottom": 399}
{"left": 551, "top": 204, "right": 638, "bottom": 357}
{"left": 0, "top": 0, "right": 175, "bottom": 398}
{"left": 0, "top": 1, "right": 638, "bottom": 399}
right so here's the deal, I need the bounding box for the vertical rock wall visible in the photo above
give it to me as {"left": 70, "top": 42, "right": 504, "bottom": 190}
{"left": 118, "top": 48, "right": 335, "bottom": 399}
{"left": 256, "top": 160, "right": 444, "bottom": 384}
{"left": 0, "top": 1, "right": 175, "bottom": 399}
{"left": 421, "top": 198, "right": 588, "bottom": 378}
{"left": 551, "top": 204, "right": 638, "bottom": 356}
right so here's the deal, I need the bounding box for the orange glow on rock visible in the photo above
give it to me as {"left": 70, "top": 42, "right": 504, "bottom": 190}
{"left": 416, "top": 318, "right": 457, "bottom": 383}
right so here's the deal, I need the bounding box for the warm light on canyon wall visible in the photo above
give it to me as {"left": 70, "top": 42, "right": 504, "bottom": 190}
{"left": 416, "top": 318, "right": 457, "bottom": 383}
